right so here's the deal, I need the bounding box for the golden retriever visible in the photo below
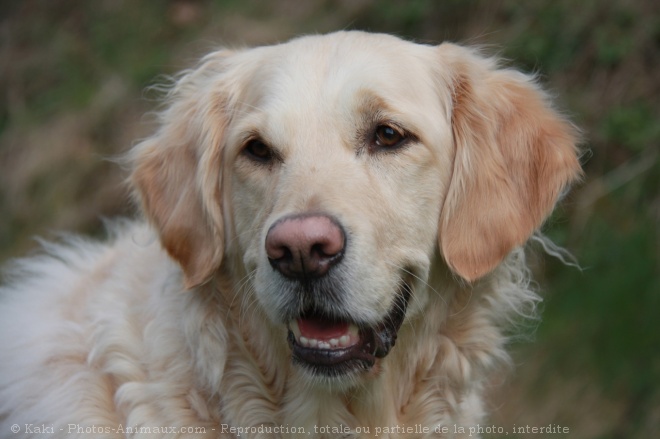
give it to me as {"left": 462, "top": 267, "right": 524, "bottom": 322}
{"left": 0, "top": 31, "right": 581, "bottom": 438}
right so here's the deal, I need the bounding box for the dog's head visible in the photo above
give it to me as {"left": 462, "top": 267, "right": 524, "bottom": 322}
{"left": 131, "top": 32, "right": 581, "bottom": 384}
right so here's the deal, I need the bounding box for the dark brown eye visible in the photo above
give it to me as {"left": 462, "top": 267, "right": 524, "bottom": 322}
{"left": 243, "top": 139, "right": 273, "bottom": 163}
{"left": 374, "top": 125, "right": 405, "bottom": 150}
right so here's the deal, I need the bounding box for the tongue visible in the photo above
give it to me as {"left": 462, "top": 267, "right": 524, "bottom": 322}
{"left": 297, "top": 317, "right": 349, "bottom": 341}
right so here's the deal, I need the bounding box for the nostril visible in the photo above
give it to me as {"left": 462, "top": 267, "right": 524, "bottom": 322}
{"left": 266, "top": 241, "right": 293, "bottom": 262}
{"left": 311, "top": 231, "right": 344, "bottom": 259}
{"left": 311, "top": 243, "right": 329, "bottom": 258}
{"left": 281, "top": 246, "right": 293, "bottom": 261}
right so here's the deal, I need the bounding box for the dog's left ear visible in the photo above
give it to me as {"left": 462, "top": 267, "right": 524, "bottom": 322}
{"left": 436, "top": 44, "right": 583, "bottom": 282}
{"left": 131, "top": 51, "right": 237, "bottom": 289}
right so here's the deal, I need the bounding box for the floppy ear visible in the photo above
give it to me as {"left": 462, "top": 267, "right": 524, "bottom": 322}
{"left": 437, "top": 44, "right": 582, "bottom": 282}
{"left": 131, "top": 51, "right": 236, "bottom": 289}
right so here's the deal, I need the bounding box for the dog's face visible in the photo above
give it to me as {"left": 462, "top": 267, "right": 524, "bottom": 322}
{"left": 132, "top": 32, "right": 581, "bottom": 385}
{"left": 226, "top": 35, "right": 452, "bottom": 380}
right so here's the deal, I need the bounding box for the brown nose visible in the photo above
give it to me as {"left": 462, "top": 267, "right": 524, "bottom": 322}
{"left": 265, "top": 214, "right": 345, "bottom": 280}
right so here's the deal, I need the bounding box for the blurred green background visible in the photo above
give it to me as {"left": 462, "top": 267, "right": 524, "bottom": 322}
{"left": 0, "top": 1, "right": 657, "bottom": 437}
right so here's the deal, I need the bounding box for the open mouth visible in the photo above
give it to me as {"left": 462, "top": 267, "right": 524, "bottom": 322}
{"left": 287, "top": 282, "right": 412, "bottom": 377}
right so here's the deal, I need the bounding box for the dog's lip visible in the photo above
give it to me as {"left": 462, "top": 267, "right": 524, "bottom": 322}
{"left": 286, "top": 282, "right": 412, "bottom": 375}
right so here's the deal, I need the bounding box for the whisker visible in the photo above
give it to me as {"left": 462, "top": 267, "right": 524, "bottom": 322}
{"left": 383, "top": 261, "right": 448, "bottom": 308}
{"left": 224, "top": 223, "right": 265, "bottom": 251}
{"left": 227, "top": 268, "right": 257, "bottom": 316}
{"left": 448, "top": 287, "right": 473, "bottom": 317}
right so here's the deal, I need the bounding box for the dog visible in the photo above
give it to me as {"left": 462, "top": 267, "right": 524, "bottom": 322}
{"left": 0, "top": 31, "right": 581, "bottom": 438}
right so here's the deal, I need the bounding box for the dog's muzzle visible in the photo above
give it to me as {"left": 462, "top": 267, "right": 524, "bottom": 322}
{"left": 265, "top": 213, "right": 412, "bottom": 376}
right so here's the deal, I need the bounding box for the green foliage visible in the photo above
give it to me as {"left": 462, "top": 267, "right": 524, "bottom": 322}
{"left": 3, "top": 2, "right": 203, "bottom": 124}
{"left": 501, "top": 0, "right": 589, "bottom": 73}
{"left": 602, "top": 103, "right": 660, "bottom": 153}
{"left": 544, "top": 217, "right": 658, "bottom": 392}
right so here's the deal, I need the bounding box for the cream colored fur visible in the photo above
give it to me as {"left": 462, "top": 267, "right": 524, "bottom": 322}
{"left": 0, "top": 32, "right": 581, "bottom": 438}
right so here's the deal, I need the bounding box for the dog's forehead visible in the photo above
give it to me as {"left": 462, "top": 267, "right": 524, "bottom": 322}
{"left": 267, "top": 32, "right": 434, "bottom": 103}
{"left": 232, "top": 32, "right": 446, "bottom": 146}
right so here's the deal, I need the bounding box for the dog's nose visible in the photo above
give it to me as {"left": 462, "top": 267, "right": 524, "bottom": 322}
{"left": 266, "top": 214, "right": 345, "bottom": 279}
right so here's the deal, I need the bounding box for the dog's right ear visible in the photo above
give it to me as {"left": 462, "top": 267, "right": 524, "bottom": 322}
{"left": 131, "top": 50, "right": 238, "bottom": 289}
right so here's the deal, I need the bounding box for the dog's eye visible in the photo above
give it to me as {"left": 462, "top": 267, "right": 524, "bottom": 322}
{"left": 373, "top": 125, "right": 405, "bottom": 150}
{"left": 243, "top": 139, "right": 274, "bottom": 163}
